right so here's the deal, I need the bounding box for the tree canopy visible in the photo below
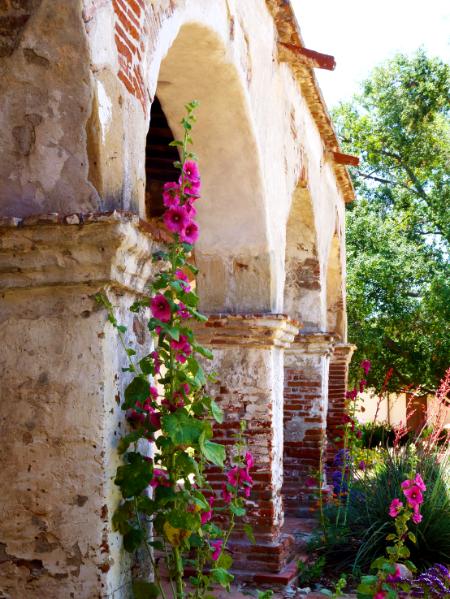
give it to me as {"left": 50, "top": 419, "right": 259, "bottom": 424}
{"left": 333, "top": 50, "right": 450, "bottom": 392}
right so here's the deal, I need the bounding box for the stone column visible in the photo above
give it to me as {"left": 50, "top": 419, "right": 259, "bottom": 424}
{"left": 283, "top": 333, "right": 335, "bottom": 515}
{"left": 326, "top": 343, "right": 355, "bottom": 465}
{"left": 192, "top": 315, "right": 299, "bottom": 576}
{"left": 0, "top": 212, "right": 160, "bottom": 599}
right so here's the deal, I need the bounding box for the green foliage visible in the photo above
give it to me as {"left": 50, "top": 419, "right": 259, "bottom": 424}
{"left": 333, "top": 50, "right": 450, "bottom": 391}
{"left": 298, "top": 555, "right": 326, "bottom": 586}
{"left": 317, "top": 446, "right": 450, "bottom": 573}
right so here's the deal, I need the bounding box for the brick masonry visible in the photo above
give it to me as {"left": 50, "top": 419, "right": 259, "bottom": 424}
{"left": 326, "top": 343, "right": 355, "bottom": 465}
{"left": 283, "top": 334, "right": 334, "bottom": 515}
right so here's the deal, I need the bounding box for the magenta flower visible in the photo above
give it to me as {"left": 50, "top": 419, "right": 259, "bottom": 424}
{"left": 221, "top": 483, "right": 232, "bottom": 504}
{"left": 201, "top": 496, "right": 214, "bottom": 525}
{"left": 175, "top": 269, "right": 191, "bottom": 292}
{"left": 226, "top": 467, "right": 240, "bottom": 487}
{"left": 184, "top": 199, "right": 197, "bottom": 218}
{"left": 412, "top": 507, "right": 423, "bottom": 524}
{"left": 180, "top": 220, "right": 199, "bottom": 245}
{"left": 403, "top": 485, "right": 423, "bottom": 509}
{"left": 150, "top": 468, "right": 171, "bottom": 488}
{"left": 163, "top": 205, "right": 190, "bottom": 234}
{"left": 170, "top": 334, "right": 192, "bottom": 363}
{"left": 359, "top": 379, "right": 367, "bottom": 393}
{"left": 345, "top": 388, "right": 358, "bottom": 401}
{"left": 177, "top": 302, "right": 190, "bottom": 320}
{"left": 360, "top": 359, "right": 371, "bottom": 376}
{"left": 245, "top": 452, "right": 254, "bottom": 469}
{"left": 389, "top": 498, "right": 403, "bottom": 517}
{"left": 374, "top": 592, "right": 386, "bottom": 599}
{"left": 414, "top": 473, "right": 427, "bottom": 492}
{"left": 162, "top": 182, "right": 181, "bottom": 207}
{"left": 358, "top": 460, "right": 366, "bottom": 471}
{"left": 151, "top": 294, "right": 171, "bottom": 322}
{"left": 148, "top": 386, "right": 158, "bottom": 399}
{"left": 210, "top": 539, "right": 223, "bottom": 561}
{"left": 305, "top": 476, "right": 317, "bottom": 488}
{"left": 182, "top": 160, "right": 201, "bottom": 192}
{"left": 150, "top": 351, "right": 161, "bottom": 374}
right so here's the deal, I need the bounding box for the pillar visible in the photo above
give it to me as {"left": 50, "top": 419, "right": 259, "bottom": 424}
{"left": 0, "top": 212, "right": 158, "bottom": 599}
{"left": 326, "top": 343, "right": 355, "bottom": 465}
{"left": 192, "top": 315, "right": 299, "bottom": 576}
{"left": 283, "top": 333, "right": 335, "bottom": 515}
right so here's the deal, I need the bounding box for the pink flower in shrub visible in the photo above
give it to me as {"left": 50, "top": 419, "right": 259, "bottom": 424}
{"left": 163, "top": 205, "right": 190, "bottom": 234}
{"left": 210, "top": 539, "right": 223, "bottom": 561}
{"left": 151, "top": 294, "right": 171, "bottom": 322}
{"left": 150, "top": 351, "right": 161, "bottom": 374}
{"left": 175, "top": 269, "right": 190, "bottom": 292}
{"left": 180, "top": 220, "right": 199, "bottom": 245}
{"left": 181, "top": 160, "right": 201, "bottom": 193}
{"left": 177, "top": 302, "right": 190, "bottom": 320}
{"left": 374, "top": 592, "right": 386, "bottom": 599}
{"left": 221, "top": 483, "right": 232, "bottom": 504}
{"left": 403, "top": 485, "right": 423, "bottom": 509}
{"left": 414, "top": 473, "right": 426, "bottom": 492}
{"left": 412, "top": 507, "right": 423, "bottom": 524}
{"left": 201, "top": 496, "right": 214, "bottom": 525}
{"left": 245, "top": 452, "right": 254, "bottom": 469}
{"left": 389, "top": 498, "right": 403, "bottom": 517}
{"left": 170, "top": 335, "right": 192, "bottom": 363}
{"left": 359, "top": 379, "right": 367, "bottom": 393}
{"left": 360, "top": 359, "right": 371, "bottom": 376}
{"left": 162, "top": 182, "right": 181, "bottom": 207}
{"left": 150, "top": 469, "right": 171, "bottom": 488}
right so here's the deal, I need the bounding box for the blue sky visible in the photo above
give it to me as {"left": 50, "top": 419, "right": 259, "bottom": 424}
{"left": 292, "top": 0, "right": 450, "bottom": 107}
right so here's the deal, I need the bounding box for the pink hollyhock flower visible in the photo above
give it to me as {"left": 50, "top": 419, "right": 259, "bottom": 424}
{"left": 401, "top": 479, "right": 411, "bottom": 490}
{"left": 150, "top": 351, "right": 161, "bottom": 374}
{"left": 221, "top": 484, "right": 233, "bottom": 504}
{"left": 361, "top": 359, "right": 371, "bottom": 376}
{"left": 389, "top": 498, "right": 403, "bottom": 517}
{"left": 359, "top": 379, "right": 367, "bottom": 393}
{"left": 412, "top": 507, "right": 423, "bottom": 524}
{"left": 180, "top": 220, "right": 199, "bottom": 245}
{"left": 148, "top": 386, "right": 158, "bottom": 399}
{"left": 414, "top": 473, "right": 426, "bottom": 492}
{"left": 170, "top": 335, "right": 192, "bottom": 363}
{"left": 201, "top": 496, "right": 214, "bottom": 525}
{"left": 151, "top": 294, "right": 171, "bottom": 322}
{"left": 163, "top": 205, "right": 190, "bottom": 234}
{"left": 177, "top": 302, "right": 190, "bottom": 319}
{"left": 374, "top": 591, "right": 386, "bottom": 599}
{"left": 184, "top": 200, "right": 197, "bottom": 218}
{"left": 345, "top": 388, "right": 358, "bottom": 401}
{"left": 403, "top": 485, "right": 423, "bottom": 509}
{"left": 150, "top": 469, "right": 171, "bottom": 488}
{"left": 305, "top": 476, "right": 317, "bottom": 488}
{"left": 182, "top": 160, "right": 201, "bottom": 192}
{"left": 210, "top": 539, "right": 223, "bottom": 561}
{"left": 245, "top": 452, "right": 254, "bottom": 469}
{"left": 144, "top": 405, "right": 161, "bottom": 429}
{"left": 226, "top": 467, "right": 239, "bottom": 487}
{"left": 175, "top": 269, "right": 191, "bottom": 292}
{"left": 162, "top": 182, "right": 181, "bottom": 207}
{"left": 386, "top": 565, "right": 402, "bottom": 583}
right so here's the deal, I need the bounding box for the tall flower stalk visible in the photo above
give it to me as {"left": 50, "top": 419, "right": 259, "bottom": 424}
{"left": 98, "top": 102, "right": 253, "bottom": 598}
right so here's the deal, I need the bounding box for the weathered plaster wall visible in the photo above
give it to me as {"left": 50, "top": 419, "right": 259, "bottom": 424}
{"left": 0, "top": 215, "right": 157, "bottom": 598}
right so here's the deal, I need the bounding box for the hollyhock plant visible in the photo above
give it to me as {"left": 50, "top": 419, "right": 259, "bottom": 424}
{"left": 98, "top": 102, "right": 253, "bottom": 599}
{"left": 163, "top": 205, "right": 190, "bottom": 234}
{"left": 162, "top": 181, "right": 181, "bottom": 207}
{"left": 389, "top": 498, "right": 403, "bottom": 517}
{"left": 180, "top": 220, "right": 199, "bottom": 245}
{"left": 151, "top": 294, "right": 171, "bottom": 322}
{"left": 403, "top": 485, "right": 423, "bottom": 510}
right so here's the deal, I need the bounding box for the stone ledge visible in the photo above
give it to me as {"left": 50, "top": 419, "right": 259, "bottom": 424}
{"left": 287, "top": 332, "right": 335, "bottom": 355}
{"left": 191, "top": 314, "right": 300, "bottom": 348}
{"left": 0, "top": 211, "right": 165, "bottom": 294}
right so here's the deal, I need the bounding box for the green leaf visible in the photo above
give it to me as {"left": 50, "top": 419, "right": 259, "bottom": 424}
{"left": 123, "top": 528, "right": 144, "bottom": 552}
{"left": 216, "top": 552, "right": 233, "bottom": 570}
{"left": 211, "top": 568, "right": 234, "bottom": 588}
{"left": 114, "top": 453, "right": 152, "bottom": 497}
{"left": 132, "top": 580, "right": 160, "bottom": 598}
{"left": 124, "top": 377, "right": 149, "bottom": 409}
{"left": 209, "top": 399, "right": 224, "bottom": 424}
{"left": 199, "top": 433, "right": 225, "bottom": 467}
{"left": 407, "top": 531, "right": 417, "bottom": 543}
{"left": 230, "top": 503, "right": 246, "bottom": 517}
{"left": 162, "top": 411, "right": 205, "bottom": 446}
{"left": 118, "top": 431, "right": 143, "bottom": 454}
{"left": 243, "top": 524, "right": 256, "bottom": 544}
{"left": 117, "top": 325, "right": 127, "bottom": 333}
{"left": 168, "top": 510, "right": 200, "bottom": 531}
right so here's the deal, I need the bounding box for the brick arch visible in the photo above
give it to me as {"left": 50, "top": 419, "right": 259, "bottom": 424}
{"left": 283, "top": 185, "right": 323, "bottom": 331}
{"left": 149, "top": 22, "right": 273, "bottom": 313}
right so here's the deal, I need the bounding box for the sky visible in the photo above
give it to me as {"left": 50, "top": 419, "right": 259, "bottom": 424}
{"left": 291, "top": 0, "right": 450, "bottom": 107}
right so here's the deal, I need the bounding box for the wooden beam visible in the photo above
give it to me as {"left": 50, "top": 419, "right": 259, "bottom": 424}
{"left": 278, "top": 42, "right": 336, "bottom": 71}
{"left": 332, "top": 151, "right": 360, "bottom": 167}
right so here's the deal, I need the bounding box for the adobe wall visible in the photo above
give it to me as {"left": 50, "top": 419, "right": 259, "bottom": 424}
{"left": 0, "top": 1, "right": 352, "bottom": 595}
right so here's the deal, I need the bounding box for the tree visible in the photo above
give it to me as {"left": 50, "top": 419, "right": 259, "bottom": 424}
{"left": 333, "top": 50, "right": 450, "bottom": 392}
